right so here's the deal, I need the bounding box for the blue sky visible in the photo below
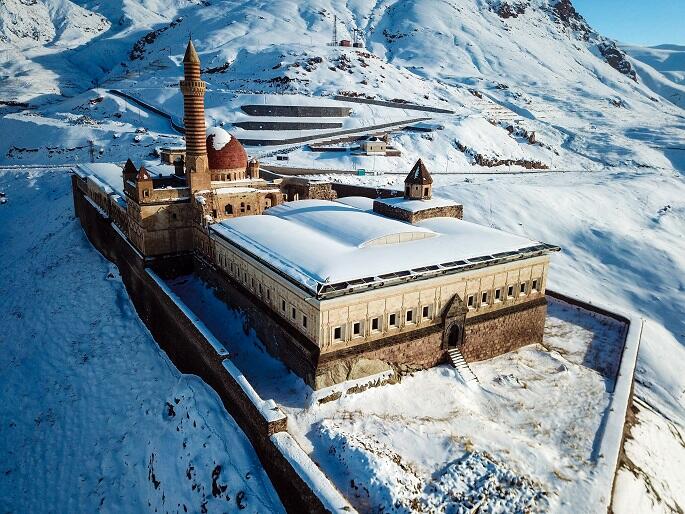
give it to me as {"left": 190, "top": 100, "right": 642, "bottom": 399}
{"left": 573, "top": 0, "right": 685, "bottom": 46}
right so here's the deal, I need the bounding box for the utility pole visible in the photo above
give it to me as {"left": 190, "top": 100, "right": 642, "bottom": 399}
{"left": 88, "top": 140, "right": 95, "bottom": 163}
{"left": 353, "top": 28, "right": 362, "bottom": 46}
{"left": 332, "top": 15, "right": 338, "bottom": 46}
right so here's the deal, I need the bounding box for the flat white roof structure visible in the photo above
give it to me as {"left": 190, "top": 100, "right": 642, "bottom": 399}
{"left": 76, "top": 163, "right": 126, "bottom": 196}
{"left": 210, "top": 199, "right": 559, "bottom": 299}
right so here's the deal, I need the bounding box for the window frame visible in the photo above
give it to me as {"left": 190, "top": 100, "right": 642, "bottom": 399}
{"left": 495, "top": 288, "right": 502, "bottom": 302}
{"left": 352, "top": 321, "right": 363, "bottom": 338}
{"left": 507, "top": 285, "right": 514, "bottom": 299}
{"left": 333, "top": 326, "right": 343, "bottom": 341}
{"left": 467, "top": 294, "right": 475, "bottom": 308}
{"left": 388, "top": 312, "right": 398, "bottom": 329}
{"left": 405, "top": 309, "right": 415, "bottom": 324}
{"left": 370, "top": 317, "right": 380, "bottom": 332}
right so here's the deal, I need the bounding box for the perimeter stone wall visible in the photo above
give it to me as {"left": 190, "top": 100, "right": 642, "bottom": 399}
{"left": 72, "top": 179, "right": 348, "bottom": 514}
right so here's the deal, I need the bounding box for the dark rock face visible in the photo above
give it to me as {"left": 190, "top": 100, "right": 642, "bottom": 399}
{"left": 598, "top": 42, "right": 638, "bottom": 82}
{"left": 552, "top": 0, "right": 590, "bottom": 38}
{"left": 551, "top": 0, "right": 638, "bottom": 82}
{"left": 495, "top": 1, "right": 527, "bottom": 19}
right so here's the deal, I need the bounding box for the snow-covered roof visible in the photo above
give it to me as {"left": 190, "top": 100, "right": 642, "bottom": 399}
{"left": 210, "top": 199, "right": 558, "bottom": 298}
{"left": 334, "top": 196, "right": 375, "bottom": 212}
{"left": 144, "top": 163, "right": 180, "bottom": 177}
{"left": 375, "top": 196, "right": 460, "bottom": 213}
{"left": 76, "top": 163, "right": 125, "bottom": 197}
{"left": 206, "top": 126, "right": 232, "bottom": 151}
{"left": 265, "top": 199, "right": 437, "bottom": 248}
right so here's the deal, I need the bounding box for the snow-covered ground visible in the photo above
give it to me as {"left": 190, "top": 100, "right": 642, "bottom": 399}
{"left": 0, "top": 168, "right": 284, "bottom": 513}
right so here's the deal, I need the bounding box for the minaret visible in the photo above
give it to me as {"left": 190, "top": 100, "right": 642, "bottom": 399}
{"left": 180, "top": 39, "right": 210, "bottom": 193}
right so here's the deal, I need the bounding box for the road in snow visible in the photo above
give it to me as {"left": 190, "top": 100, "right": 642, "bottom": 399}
{"left": 0, "top": 168, "right": 284, "bottom": 514}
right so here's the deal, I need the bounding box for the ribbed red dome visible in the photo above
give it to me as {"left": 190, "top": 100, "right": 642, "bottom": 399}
{"left": 206, "top": 129, "right": 247, "bottom": 171}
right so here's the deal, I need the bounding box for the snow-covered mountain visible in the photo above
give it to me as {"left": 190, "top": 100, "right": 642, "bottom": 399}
{"left": 623, "top": 44, "right": 685, "bottom": 110}
{"left": 0, "top": 0, "right": 683, "bottom": 172}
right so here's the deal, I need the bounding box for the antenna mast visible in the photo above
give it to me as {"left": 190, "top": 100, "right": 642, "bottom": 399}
{"left": 332, "top": 15, "right": 338, "bottom": 46}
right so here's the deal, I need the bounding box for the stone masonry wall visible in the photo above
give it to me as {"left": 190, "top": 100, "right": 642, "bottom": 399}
{"left": 372, "top": 201, "right": 463, "bottom": 224}
{"left": 462, "top": 298, "right": 547, "bottom": 362}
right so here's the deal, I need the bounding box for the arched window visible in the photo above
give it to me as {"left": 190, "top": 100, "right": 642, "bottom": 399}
{"left": 224, "top": 204, "right": 233, "bottom": 215}
{"left": 240, "top": 202, "right": 245, "bottom": 213}
{"left": 246, "top": 204, "right": 251, "bottom": 211}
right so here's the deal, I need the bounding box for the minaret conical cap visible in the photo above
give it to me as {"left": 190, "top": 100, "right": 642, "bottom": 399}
{"left": 183, "top": 39, "right": 200, "bottom": 64}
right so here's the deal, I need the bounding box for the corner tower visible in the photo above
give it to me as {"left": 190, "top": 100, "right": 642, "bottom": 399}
{"left": 180, "top": 39, "right": 210, "bottom": 193}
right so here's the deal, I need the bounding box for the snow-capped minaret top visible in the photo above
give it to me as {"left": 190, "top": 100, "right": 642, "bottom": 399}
{"left": 179, "top": 39, "right": 210, "bottom": 193}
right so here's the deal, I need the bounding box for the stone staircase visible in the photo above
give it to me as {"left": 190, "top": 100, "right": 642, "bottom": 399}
{"left": 448, "top": 347, "right": 479, "bottom": 384}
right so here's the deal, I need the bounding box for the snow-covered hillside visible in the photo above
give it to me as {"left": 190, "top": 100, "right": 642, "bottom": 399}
{"left": 1, "top": 0, "right": 683, "bottom": 172}
{"left": 0, "top": 168, "right": 285, "bottom": 513}
{"left": 623, "top": 44, "right": 685, "bottom": 109}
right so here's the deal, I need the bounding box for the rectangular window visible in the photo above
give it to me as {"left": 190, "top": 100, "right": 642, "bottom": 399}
{"left": 520, "top": 282, "right": 527, "bottom": 295}
{"left": 333, "top": 326, "right": 342, "bottom": 341}
{"left": 267, "top": 289, "right": 271, "bottom": 300}
{"left": 481, "top": 291, "right": 488, "bottom": 305}
{"left": 291, "top": 307, "right": 297, "bottom": 319}
{"left": 251, "top": 277, "right": 255, "bottom": 288}
{"left": 406, "top": 309, "right": 414, "bottom": 323}
{"left": 388, "top": 313, "right": 398, "bottom": 328}
{"left": 371, "top": 317, "right": 380, "bottom": 331}
{"left": 353, "top": 322, "right": 361, "bottom": 336}
{"left": 532, "top": 279, "right": 539, "bottom": 291}
{"left": 281, "top": 299, "right": 286, "bottom": 312}
{"left": 507, "top": 285, "right": 514, "bottom": 298}
{"left": 467, "top": 295, "right": 475, "bottom": 308}
{"left": 422, "top": 305, "right": 431, "bottom": 319}
{"left": 258, "top": 284, "right": 262, "bottom": 296}
{"left": 495, "top": 288, "right": 502, "bottom": 301}
{"left": 302, "top": 315, "right": 308, "bottom": 328}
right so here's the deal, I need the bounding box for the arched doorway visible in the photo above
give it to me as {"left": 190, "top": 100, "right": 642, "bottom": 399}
{"left": 448, "top": 324, "right": 461, "bottom": 348}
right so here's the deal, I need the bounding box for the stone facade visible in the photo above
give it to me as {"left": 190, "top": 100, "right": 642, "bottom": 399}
{"left": 280, "top": 177, "right": 338, "bottom": 201}
{"left": 462, "top": 298, "right": 547, "bottom": 361}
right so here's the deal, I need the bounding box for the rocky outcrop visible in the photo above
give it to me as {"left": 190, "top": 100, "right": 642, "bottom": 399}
{"left": 598, "top": 41, "right": 637, "bottom": 82}
{"left": 550, "top": 0, "right": 638, "bottom": 82}
{"left": 494, "top": 1, "right": 527, "bottom": 19}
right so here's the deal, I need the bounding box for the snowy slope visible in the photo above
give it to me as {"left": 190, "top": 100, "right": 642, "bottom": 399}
{"left": 622, "top": 44, "right": 685, "bottom": 109}
{"left": 1, "top": 0, "right": 683, "bottom": 172}
{"left": 0, "top": 168, "right": 285, "bottom": 513}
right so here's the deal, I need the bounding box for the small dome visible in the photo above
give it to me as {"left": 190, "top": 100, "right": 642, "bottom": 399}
{"left": 206, "top": 127, "right": 247, "bottom": 171}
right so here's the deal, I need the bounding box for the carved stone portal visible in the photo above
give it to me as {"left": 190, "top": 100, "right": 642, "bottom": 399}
{"left": 442, "top": 293, "right": 468, "bottom": 349}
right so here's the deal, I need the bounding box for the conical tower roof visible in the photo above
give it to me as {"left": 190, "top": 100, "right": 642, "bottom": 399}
{"left": 123, "top": 158, "right": 137, "bottom": 176}
{"left": 183, "top": 39, "right": 200, "bottom": 64}
{"left": 405, "top": 159, "right": 433, "bottom": 185}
